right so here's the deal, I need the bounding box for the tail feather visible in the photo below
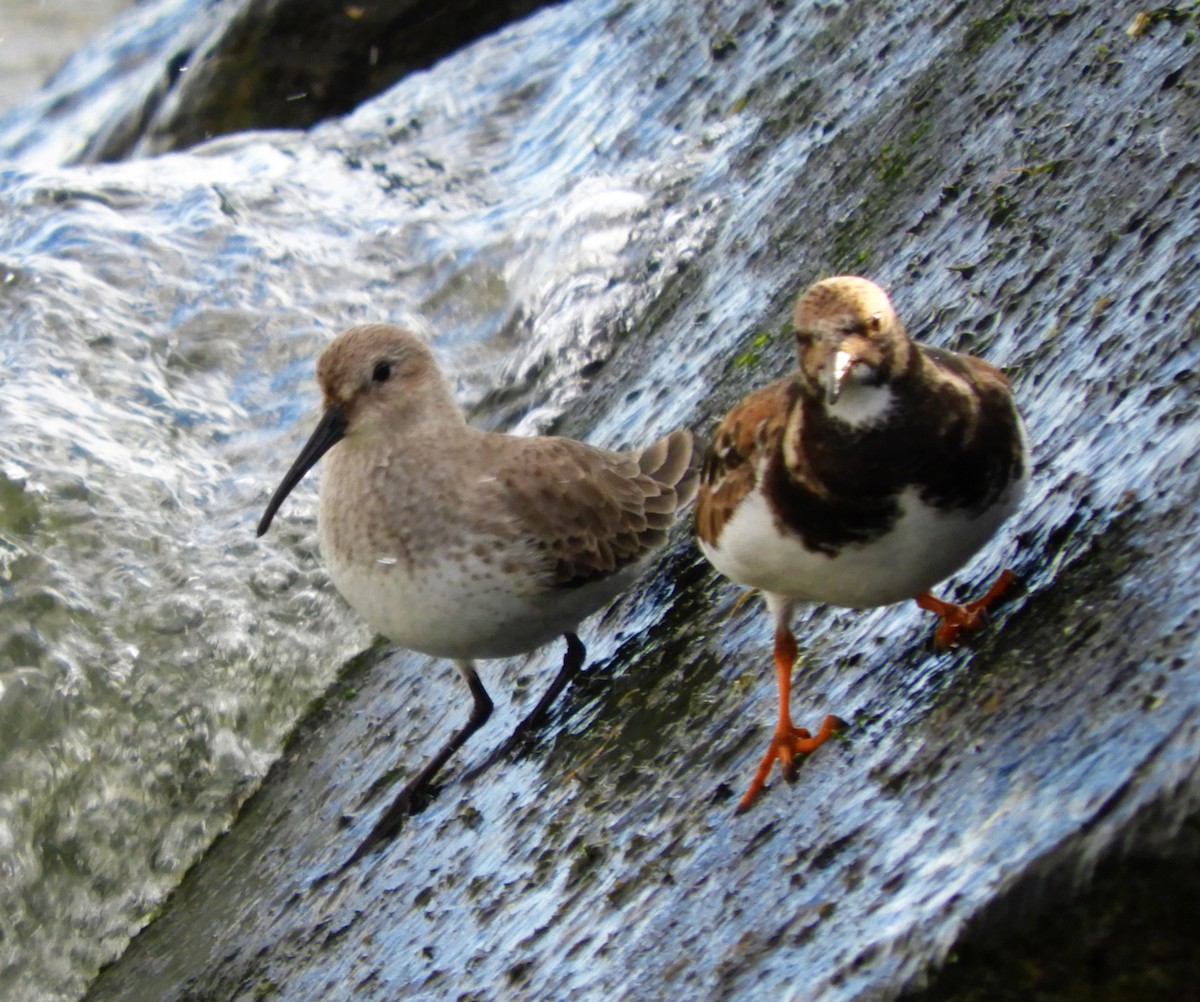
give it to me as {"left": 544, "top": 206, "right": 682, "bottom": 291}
{"left": 638, "top": 428, "right": 699, "bottom": 509}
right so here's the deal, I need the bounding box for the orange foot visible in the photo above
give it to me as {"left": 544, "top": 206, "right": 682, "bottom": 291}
{"left": 916, "top": 569, "right": 1018, "bottom": 648}
{"left": 736, "top": 714, "right": 844, "bottom": 814}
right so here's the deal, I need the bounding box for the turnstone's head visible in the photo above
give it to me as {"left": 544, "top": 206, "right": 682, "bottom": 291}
{"left": 792, "top": 276, "right": 909, "bottom": 407}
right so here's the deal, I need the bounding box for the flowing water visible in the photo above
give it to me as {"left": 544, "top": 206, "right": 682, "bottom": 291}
{"left": 0, "top": 3, "right": 734, "bottom": 996}
{"left": 1, "top": 0, "right": 1198, "bottom": 1000}
{"left": 0, "top": 0, "right": 133, "bottom": 115}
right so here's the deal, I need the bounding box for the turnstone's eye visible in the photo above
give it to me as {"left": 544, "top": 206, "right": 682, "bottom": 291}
{"left": 372, "top": 361, "right": 392, "bottom": 383}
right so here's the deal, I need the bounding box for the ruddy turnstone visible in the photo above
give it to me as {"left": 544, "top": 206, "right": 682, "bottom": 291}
{"left": 258, "top": 324, "right": 697, "bottom": 864}
{"left": 696, "top": 275, "right": 1029, "bottom": 812}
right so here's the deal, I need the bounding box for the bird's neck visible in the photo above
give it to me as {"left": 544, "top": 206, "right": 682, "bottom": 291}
{"left": 824, "top": 382, "right": 897, "bottom": 430}
{"left": 782, "top": 378, "right": 913, "bottom": 496}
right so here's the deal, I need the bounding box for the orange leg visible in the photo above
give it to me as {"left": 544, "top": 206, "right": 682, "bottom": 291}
{"left": 736, "top": 625, "right": 843, "bottom": 814}
{"left": 915, "top": 569, "right": 1018, "bottom": 648}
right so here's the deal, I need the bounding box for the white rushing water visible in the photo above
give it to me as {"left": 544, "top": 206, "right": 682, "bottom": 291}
{"left": 0, "top": 2, "right": 739, "bottom": 996}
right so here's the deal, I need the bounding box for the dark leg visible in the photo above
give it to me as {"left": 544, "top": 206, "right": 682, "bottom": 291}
{"left": 462, "top": 632, "right": 587, "bottom": 782}
{"left": 337, "top": 661, "right": 493, "bottom": 872}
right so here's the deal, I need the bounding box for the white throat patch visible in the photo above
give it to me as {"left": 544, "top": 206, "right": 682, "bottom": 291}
{"left": 827, "top": 383, "right": 895, "bottom": 428}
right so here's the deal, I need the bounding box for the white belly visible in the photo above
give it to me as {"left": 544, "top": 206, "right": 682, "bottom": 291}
{"left": 701, "top": 483, "right": 1024, "bottom": 608}
{"left": 322, "top": 539, "right": 639, "bottom": 661}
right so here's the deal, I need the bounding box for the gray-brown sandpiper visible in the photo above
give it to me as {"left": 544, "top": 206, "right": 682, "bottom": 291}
{"left": 258, "top": 324, "right": 697, "bottom": 864}
{"left": 696, "top": 276, "right": 1029, "bottom": 812}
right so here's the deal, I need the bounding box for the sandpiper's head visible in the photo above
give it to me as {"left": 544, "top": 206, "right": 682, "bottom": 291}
{"left": 316, "top": 324, "right": 451, "bottom": 433}
{"left": 792, "top": 276, "right": 909, "bottom": 405}
{"left": 257, "top": 324, "right": 453, "bottom": 536}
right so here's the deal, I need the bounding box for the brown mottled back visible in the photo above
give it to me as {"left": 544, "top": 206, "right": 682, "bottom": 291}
{"left": 496, "top": 429, "right": 698, "bottom": 588}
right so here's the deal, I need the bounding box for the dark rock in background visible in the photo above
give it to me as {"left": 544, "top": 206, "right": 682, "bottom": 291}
{"left": 0, "top": 0, "right": 561, "bottom": 164}
{"left": 121, "top": 0, "right": 564, "bottom": 158}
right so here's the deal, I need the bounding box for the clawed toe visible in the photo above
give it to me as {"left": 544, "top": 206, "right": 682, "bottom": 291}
{"left": 931, "top": 607, "right": 987, "bottom": 648}
{"left": 918, "top": 569, "right": 1019, "bottom": 648}
{"left": 736, "top": 714, "right": 843, "bottom": 813}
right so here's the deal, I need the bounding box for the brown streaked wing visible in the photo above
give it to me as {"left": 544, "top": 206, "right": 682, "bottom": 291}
{"left": 496, "top": 431, "right": 696, "bottom": 589}
{"left": 695, "top": 378, "right": 795, "bottom": 547}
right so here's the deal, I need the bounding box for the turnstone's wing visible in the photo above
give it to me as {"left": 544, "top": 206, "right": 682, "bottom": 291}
{"left": 919, "top": 342, "right": 1011, "bottom": 392}
{"left": 695, "top": 378, "right": 795, "bottom": 547}
{"left": 911, "top": 341, "right": 1027, "bottom": 512}
{"left": 498, "top": 429, "right": 697, "bottom": 588}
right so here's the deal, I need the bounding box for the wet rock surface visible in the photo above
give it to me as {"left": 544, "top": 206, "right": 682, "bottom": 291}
{"left": 0, "top": 0, "right": 1196, "bottom": 999}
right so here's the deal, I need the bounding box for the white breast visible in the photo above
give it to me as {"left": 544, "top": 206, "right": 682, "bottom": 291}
{"left": 701, "top": 479, "right": 1025, "bottom": 609}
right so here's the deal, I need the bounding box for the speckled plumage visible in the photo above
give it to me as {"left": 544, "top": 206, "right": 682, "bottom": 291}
{"left": 695, "top": 276, "right": 1029, "bottom": 812}
{"left": 258, "top": 323, "right": 697, "bottom": 863}
{"left": 321, "top": 412, "right": 692, "bottom": 660}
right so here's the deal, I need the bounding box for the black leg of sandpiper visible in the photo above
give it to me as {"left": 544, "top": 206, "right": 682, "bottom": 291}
{"left": 462, "top": 632, "right": 587, "bottom": 780}
{"left": 337, "top": 667, "right": 494, "bottom": 872}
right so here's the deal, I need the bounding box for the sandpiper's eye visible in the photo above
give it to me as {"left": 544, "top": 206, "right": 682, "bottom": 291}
{"left": 372, "top": 361, "right": 392, "bottom": 383}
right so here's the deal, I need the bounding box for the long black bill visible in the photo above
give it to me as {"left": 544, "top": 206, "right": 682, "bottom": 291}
{"left": 256, "top": 404, "right": 348, "bottom": 537}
